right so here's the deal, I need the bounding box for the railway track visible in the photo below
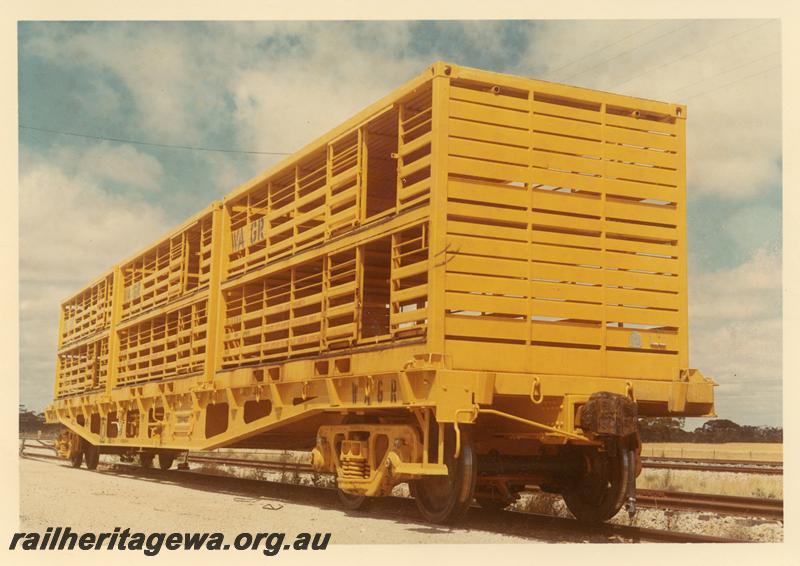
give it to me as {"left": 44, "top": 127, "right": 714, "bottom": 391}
{"left": 636, "top": 489, "right": 783, "bottom": 519}
{"left": 641, "top": 457, "right": 783, "bottom": 475}
{"left": 20, "top": 448, "right": 781, "bottom": 542}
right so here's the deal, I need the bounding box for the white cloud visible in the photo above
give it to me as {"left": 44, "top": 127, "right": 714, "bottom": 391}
{"left": 74, "top": 142, "right": 165, "bottom": 191}
{"left": 19, "top": 150, "right": 169, "bottom": 408}
{"left": 688, "top": 247, "right": 781, "bottom": 425}
{"left": 25, "top": 24, "right": 222, "bottom": 143}
{"left": 228, "top": 24, "right": 426, "bottom": 155}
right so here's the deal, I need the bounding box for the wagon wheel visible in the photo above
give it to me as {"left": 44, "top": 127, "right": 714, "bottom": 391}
{"left": 67, "top": 434, "right": 83, "bottom": 468}
{"left": 69, "top": 448, "right": 84, "bottom": 468}
{"left": 561, "top": 446, "right": 632, "bottom": 523}
{"left": 413, "top": 425, "right": 477, "bottom": 524}
{"left": 158, "top": 453, "right": 175, "bottom": 471}
{"left": 139, "top": 452, "right": 155, "bottom": 469}
{"left": 84, "top": 442, "right": 100, "bottom": 470}
{"left": 337, "top": 488, "right": 372, "bottom": 511}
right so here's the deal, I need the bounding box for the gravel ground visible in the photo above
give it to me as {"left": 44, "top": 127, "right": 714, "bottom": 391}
{"left": 19, "top": 456, "right": 782, "bottom": 544}
{"left": 18, "top": 457, "right": 546, "bottom": 544}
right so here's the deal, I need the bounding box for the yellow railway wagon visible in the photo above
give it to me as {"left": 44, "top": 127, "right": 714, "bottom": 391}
{"left": 46, "top": 62, "right": 715, "bottom": 525}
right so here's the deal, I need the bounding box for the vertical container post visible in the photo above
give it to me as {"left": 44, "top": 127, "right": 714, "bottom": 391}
{"left": 205, "top": 202, "right": 227, "bottom": 381}
{"left": 675, "top": 109, "right": 689, "bottom": 369}
{"left": 426, "top": 63, "right": 451, "bottom": 354}
{"left": 105, "top": 266, "right": 124, "bottom": 392}
{"left": 52, "top": 303, "right": 66, "bottom": 399}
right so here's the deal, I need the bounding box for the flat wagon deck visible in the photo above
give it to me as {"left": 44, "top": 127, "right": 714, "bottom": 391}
{"left": 46, "top": 62, "right": 715, "bottom": 524}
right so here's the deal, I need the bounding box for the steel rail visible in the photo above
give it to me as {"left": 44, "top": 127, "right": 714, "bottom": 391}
{"left": 636, "top": 489, "right": 783, "bottom": 520}
{"left": 642, "top": 460, "right": 783, "bottom": 475}
{"left": 21, "top": 453, "right": 742, "bottom": 543}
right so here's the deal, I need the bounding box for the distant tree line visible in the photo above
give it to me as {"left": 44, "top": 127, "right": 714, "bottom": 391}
{"left": 638, "top": 417, "right": 782, "bottom": 443}
{"left": 18, "top": 406, "right": 60, "bottom": 436}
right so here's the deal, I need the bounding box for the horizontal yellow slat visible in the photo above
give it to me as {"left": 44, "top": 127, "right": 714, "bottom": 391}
{"left": 328, "top": 186, "right": 357, "bottom": 208}
{"left": 398, "top": 177, "right": 431, "bottom": 202}
{"left": 445, "top": 315, "right": 526, "bottom": 341}
{"left": 606, "top": 251, "right": 678, "bottom": 274}
{"left": 447, "top": 219, "right": 527, "bottom": 242}
{"left": 394, "top": 261, "right": 429, "bottom": 280}
{"left": 604, "top": 237, "right": 677, "bottom": 256}
{"left": 531, "top": 211, "right": 601, "bottom": 233}
{"left": 450, "top": 137, "right": 529, "bottom": 167}
{"left": 604, "top": 199, "right": 677, "bottom": 226}
{"left": 449, "top": 117, "right": 529, "bottom": 147}
{"left": 447, "top": 254, "right": 527, "bottom": 279}
{"left": 399, "top": 153, "right": 432, "bottom": 179}
{"left": 605, "top": 177, "right": 679, "bottom": 202}
{"left": 531, "top": 299, "right": 603, "bottom": 321}
{"left": 327, "top": 280, "right": 358, "bottom": 299}
{"left": 605, "top": 287, "right": 679, "bottom": 310}
{"left": 605, "top": 305, "right": 680, "bottom": 327}
{"left": 532, "top": 150, "right": 605, "bottom": 178}
{"left": 604, "top": 111, "right": 676, "bottom": 134}
{"left": 532, "top": 262, "right": 604, "bottom": 286}
{"left": 450, "top": 99, "right": 528, "bottom": 129}
{"left": 532, "top": 321, "right": 601, "bottom": 344}
{"left": 605, "top": 126, "right": 678, "bottom": 152}
{"left": 604, "top": 269, "right": 680, "bottom": 293}
{"left": 604, "top": 219, "right": 677, "bottom": 241}
{"left": 450, "top": 85, "right": 530, "bottom": 112}
{"left": 399, "top": 131, "right": 432, "bottom": 157}
{"left": 532, "top": 114, "right": 602, "bottom": 141}
{"left": 448, "top": 178, "right": 528, "bottom": 209}
{"left": 532, "top": 99, "right": 601, "bottom": 124}
{"left": 325, "top": 302, "right": 356, "bottom": 319}
{"left": 449, "top": 233, "right": 527, "bottom": 260}
{"left": 391, "top": 307, "right": 428, "bottom": 325}
{"left": 448, "top": 200, "right": 528, "bottom": 226}
{"left": 605, "top": 160, "right": 677, "bottom": 187}
{"left": 531, "top": 228, "right": 601, "bottom": 249}
{"left": 606, "top": 143, "right": 677, "bottom": 169}
{"left": 325, "top": 322, "right": 356, "bottom": 339}
{"left": 446, "top": 272, "right": 528, "bottom": 297}
{"left": 532, "top": 189, "right": 603, "bottom": 217}
{"left": 531, "top": 243, "right": 603, "bottom": 267}
{"left": 531, "top": 280, "right": 602, "bottom": 303}
{"left": 532, "top": 131, "right": 602, "bottom": 158}
{"left": 392, "top": 283, "right": 428, "bottom": 304}
{"left": 449, "top": 155, "right": 528, "bottom": 184}
{"left": 446, "top": 291, "right": 526, "bottom": 315}
{"left": 531, "top": 167, "right": 605, "bottom": 193}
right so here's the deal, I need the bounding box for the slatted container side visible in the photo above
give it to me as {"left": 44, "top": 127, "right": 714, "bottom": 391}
{"left": 442, "top": 73, "right": 685, "bottom": 381}
{"left": 55, "top": 336, "right": 109, "bottom": 398}
{"left": 116, "top": 299, "right": 208, "bottom": 387}
{"left": 120, "top": 210, "right": 215, "bottom": 321}
{"left": 222, "top": 86, "right": 433, "bottom": 281}
{"left": 60, "top": 273, "right": 114, "bottom": 346}
{"left": 220, "top": 221, "right": 429, "bottom": 370}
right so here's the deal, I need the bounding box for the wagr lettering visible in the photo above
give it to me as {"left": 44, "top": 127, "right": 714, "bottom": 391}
{"left": 249, "top": 217, "right": 265, "bottom": 246}
{"left": 232, "top": 218, "right": 266, "bottom": 254}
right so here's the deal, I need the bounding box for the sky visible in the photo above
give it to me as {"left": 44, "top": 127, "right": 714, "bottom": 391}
{"left": 17, "top": 20, "right": 782, "bottom": 426}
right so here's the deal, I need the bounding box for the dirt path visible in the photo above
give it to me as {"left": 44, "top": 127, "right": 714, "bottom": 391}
{"left": 19, "top": 457, "right": 550, "bottom": 544}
